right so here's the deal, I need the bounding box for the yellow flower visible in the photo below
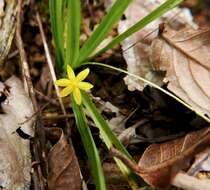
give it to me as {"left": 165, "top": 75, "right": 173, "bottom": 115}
{"left": 55, "top": 65, "right": 93, "bottom": 105}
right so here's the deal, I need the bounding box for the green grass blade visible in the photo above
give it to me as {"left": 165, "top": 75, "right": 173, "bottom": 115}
{"left": 65, "top": 0, "right": 81, "bottom": 69}
{"left": 82, "top": 92, "right": 131, "bottom": 157}
{"left": 94, "top": 0, "right": 183, "bottom": 57}
{"left": 49, "top": 0, "right": 64, "bottom": 71}
{"left": 78, "top": 0, "right": 132, "bottom": 63}
{"left": 85, "top": 62, "right": 210, "bottom": 123}
{"left": 72, "top": 98, "right": 106, "bottom": 190}
{"left": 82, "top": 92, "right": 140, "bottom": 189}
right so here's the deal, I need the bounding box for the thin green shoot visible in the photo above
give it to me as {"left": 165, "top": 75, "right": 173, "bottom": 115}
{"left": 85, "top": 62, "right": 210, "bottom": 123}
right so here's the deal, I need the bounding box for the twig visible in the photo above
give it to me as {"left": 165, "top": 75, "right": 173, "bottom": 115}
{"left": 35, "top": 12, "right": 68, "bottom": 123}
{"left": 35, "top": 89, "right": 59, "bottom": 106}
{"left": 16, "top": 1, "right": 46, "bottom": 190}
{"left": 42, "top": 114, "right": 74, "bottom": 120}
{"left": 110, "top": 148, "right": 139, "bottom": 173}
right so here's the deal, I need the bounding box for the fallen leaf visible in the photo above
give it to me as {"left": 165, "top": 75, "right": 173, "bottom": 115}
{"left": 0, "top": 76, "right": 34, "bottom": 190}
{"left": 111, "top": 127, "right": 210, "bottom": 189}
{"left": 150, "top": 26, "right": 210, "bottom": 115}
{"left": 136, "top": 127, "right": 210, "bottom": 189}
{"left": 0, "top": 76, "right": 35, "bottom": 136}
{"left": 46, "top": 127, "right": 82, "bottom": 190}
{"left": 115, "top": 0, "right": 196, "bottom": 91}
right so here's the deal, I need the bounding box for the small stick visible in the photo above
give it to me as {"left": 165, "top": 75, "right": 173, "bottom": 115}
{"left": 42, "top": 114, "right": 74, "bottom": 120}
{"left": 110, "top": 148, "right": 139, "bottom": 173}
{"left": 16, "top": 1, "right": 46, "bottom": 190}
{"left": 35, "top": 89, "right": 59, "bottom": 106}
{"left": 35, "top": 12, "right": 68, "bottom": 120}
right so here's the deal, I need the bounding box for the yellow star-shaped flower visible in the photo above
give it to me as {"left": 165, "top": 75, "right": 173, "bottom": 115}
{"left": 55, "top": 65, "right": 93, "bottom": 105}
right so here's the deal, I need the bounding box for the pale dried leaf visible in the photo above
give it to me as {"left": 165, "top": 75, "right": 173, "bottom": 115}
{"left": 116, "top": 0, "right": 196, "bottom": 91}
{"left": 150, "top": 26, "right": 210, "bottom": 115}
{"left": 0, "top": 76, "right": 34, "bottom": 190}
{"left": 0, "top": 76, "right": 35, "bottom": 136}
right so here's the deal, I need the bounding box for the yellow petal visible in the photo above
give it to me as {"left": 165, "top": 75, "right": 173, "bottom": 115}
{"left": 60, "top": 85, "right": 73, "bottom": 97}
{"left": 76, "top": 68, "right": 90, "bottom": 82}
{"left": 55, "top": 79, "right": 71, "bottom": 86}
{"left": 67, "top": 65, "right": 75, "bottom": 79}
{"left": 78, "top": 82, "right": 93, "bottom": 90}
{"left": 73, "top": 88, "right": 81, "bottom": 105}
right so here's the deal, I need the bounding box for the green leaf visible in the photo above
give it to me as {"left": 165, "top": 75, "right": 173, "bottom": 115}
{"left": 49, "top": 0, "right": 64, "bottom": 71}
{"left": 66, "top": 0, "right": 81, "bottom": 69}
{"left": 82, "top": 92, "right": 140, "bottom": 189}
{"left": 94, "top": 0, "right": 183, "bottom": 57}
{"left": 72, "top": 98, "right": 106, "bottom": 190}
{"left": 78, "top": 0, "right": 132, "bottom": 63}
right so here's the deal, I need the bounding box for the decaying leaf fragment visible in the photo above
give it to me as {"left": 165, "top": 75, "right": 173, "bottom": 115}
{"left": 150, "top": 26, "right": 210, "bottom": 116}
{"left": 0, "top": 76, "right": 34, "bottom": 190}
{"left": 46, "top": 127, "right": 82, "bottom": 190}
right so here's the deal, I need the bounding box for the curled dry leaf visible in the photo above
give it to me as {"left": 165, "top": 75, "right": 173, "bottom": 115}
{"left": 136, "top": 127, "right": 210, "bottom": 189}
{"left": 46, "top": 127, "right": 82, "bottom": 190}
{"left": 111, "top": 127, "right": 210, "bottom": 189}
{"left": 0, "top": 76, "right": 34, "bottom": 190}
{"left": 150, "top": 26, "right": 210, "bottom": 116}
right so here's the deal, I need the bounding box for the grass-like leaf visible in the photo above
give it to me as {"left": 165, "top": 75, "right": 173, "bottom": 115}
{"left": 65, "top": 0, "right": 81, "bottom": 69}
{"left": 78, "top": 0, "right": 132, "bottom": 63}
{"left": 82, "top": 92, "right": 140, "bottom": 189}
{"left": 72, "top": 98, "right": 106, "bottom": 190}
{"left": 49, "top": 0, "right": 64, "bottom": 71}
{"left": 94, "top": 0, "right": 183, "bottom": 57}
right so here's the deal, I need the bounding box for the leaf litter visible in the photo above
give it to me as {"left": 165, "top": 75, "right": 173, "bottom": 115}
{"left": 0, "top": 0, "right": 209, "bottom": 190}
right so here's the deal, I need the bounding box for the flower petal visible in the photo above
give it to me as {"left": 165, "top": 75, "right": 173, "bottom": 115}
{"left": 76, "top": 68, "right": 90, "bottom": 82}
{"left": 73, "top": 88, "right": 81, "bottom": 105}
{"left": 67, "top": 65, "right": 75, "bottom": 79}
{"left": 78, "top": 82, "right": 93, "bottom": 90}
{"left": 55, "top": 79, "right": 71, "bottom": 86}
{"left": 60, "top": 86, "right": 73, "bottom": 97}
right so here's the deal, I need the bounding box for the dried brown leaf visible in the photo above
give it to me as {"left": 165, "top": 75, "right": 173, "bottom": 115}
{"left": 136, "top": 127, "right": 210, "bottom": 189}
{"left": 46, "top": 127, "right": 82, "bottom": 190}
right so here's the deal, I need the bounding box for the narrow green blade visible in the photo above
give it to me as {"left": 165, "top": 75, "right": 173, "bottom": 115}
{"left": 78, "top": 0, "right": 132, "bottom": 63}
{"left": 82, "top": 92, "right": 139, "bottom": 189}
{"left": 49, "top": 0, "right": 64, "bottom": 71}
{"left": 66, "top": 0, "right": 81, "bottom": 69}
{"left": 94, "top": 0, "right": 183, "bottom": 57}
{"left": 72, "top": 98, "right": 106, "bottom": 190}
